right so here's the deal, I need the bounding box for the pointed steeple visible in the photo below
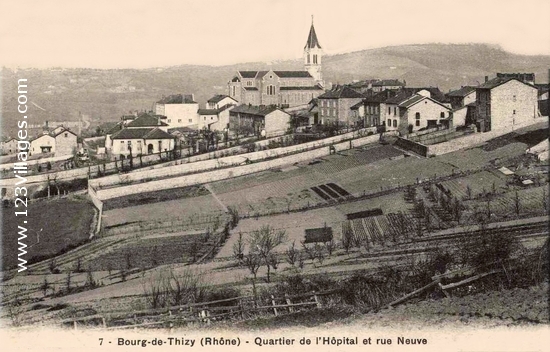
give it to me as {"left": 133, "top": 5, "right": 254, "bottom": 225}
{"left": 304, "top": 16, "right": 321, "bottom": 49}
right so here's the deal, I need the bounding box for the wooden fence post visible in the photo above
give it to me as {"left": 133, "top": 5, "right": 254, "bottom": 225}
{"left": 101, "top": 317, "right": 106, "bottom": 328}
{"left": 285, "top": 294, "right": 293, "bottom": 313}
{"left": 313, "top": 291, "right": 321, "bottom": 308}
{"left": 73, "top": 321, "right": 77, "bottom": 330}
{"left": 271, "top": 295, "right": 278, "bottom": 316}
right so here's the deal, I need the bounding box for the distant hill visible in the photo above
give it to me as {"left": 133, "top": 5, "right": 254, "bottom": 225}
{"left": 2, "top": 43, "right": 548, "bottom": 136}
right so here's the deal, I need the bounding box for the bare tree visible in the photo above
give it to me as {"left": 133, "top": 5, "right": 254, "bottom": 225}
{"left": 243, "top": 253, "right": 262, "bottom": 304}
{"left": 466, "top": 185, "right": 472, "bottom": 200}
{"left": 285, "top": 241, "right": 299, "bottom": 266}
{"left": 341, "top": 223, "right": 353, "bottom": 254}
{"left": 247, "top": 226, "right": 287, "bottom": 282}
{"left": 142, "top": 269, "right": 169, "bottom": 309}
{"left": 232, "top": 232, "right": 245, "bottom": 264}
{"left": 514, "top": 190, "right": 521, "bottom": 215}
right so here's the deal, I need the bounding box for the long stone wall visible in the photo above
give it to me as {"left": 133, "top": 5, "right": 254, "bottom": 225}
{"left": 94, "top": 134, "right": 381, "bottom": 200}
{"left": 428, "top": 117, "right": 547, "bottom": 156}
{"left": 90, "top": 129, "right": 374, "bottom": 189}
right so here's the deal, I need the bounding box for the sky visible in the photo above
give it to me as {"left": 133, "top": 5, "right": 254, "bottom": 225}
{"left": 1, "top": 0, "right": 549, "bottom": 68}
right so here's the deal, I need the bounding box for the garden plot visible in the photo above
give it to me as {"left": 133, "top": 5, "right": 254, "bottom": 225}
{"left": 437, "top": 143, "right": 528, "bottom": 171}
{"left": 216, "top": 207, "right": 346, "bottom": 259}
{"left": 215, "top": 171, "right": 328, "bottom": 215}
{"left": 310, "top": 183, "right": 351, "bottom": 201}
{"left": 85, "top": 232, "right": 209, "bottom": 271}
{"left": 208, "top": 167, "right": 308, "bottom": 195}
{"left": 336, "top": 192, "right": 413, "bottom": 215}
{"left": 306, "top": 144, "right": 404, "bottom": 175}
{"left": 466, "top": 185, "right": 547, "bottom": 216}
{"left": 102, "top": 194, "right": 225, "bottom": 227}
{"left": 439, "top": 170, "right": 507, "bottom": 200}
{"left": 346, "top": 213, "right": 418, "bottom": 248}
{"left": 333, "top": 157, "right": 455, "bottom": 194}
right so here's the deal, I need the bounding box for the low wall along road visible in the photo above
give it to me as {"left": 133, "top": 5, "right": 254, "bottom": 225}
{"left": 94, "top": 134, "right": 381, "bottom": 200}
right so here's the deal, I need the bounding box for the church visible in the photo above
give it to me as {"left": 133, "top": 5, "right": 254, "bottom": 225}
{"left": 227, "top": 19, "right": 325, "bottom": 108}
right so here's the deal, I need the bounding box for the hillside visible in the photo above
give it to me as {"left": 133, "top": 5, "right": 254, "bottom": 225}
{"left": 1, "top": 43, "right": 548, "bottom": 136}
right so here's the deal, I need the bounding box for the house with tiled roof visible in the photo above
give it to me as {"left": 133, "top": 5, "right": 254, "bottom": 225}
{"left": 229, "top": 105, "right": 291, "bottom": 138}
{"left": 105, "top": 113, "right": 175, "bottom": 159}
{"left": 351, "top": 90, "right": 399, "bottom": 128}
{"left": 475, "top": 76, "right": 538, "bottom": 132}
{"left": 446, "top": 86, "right": 476, "bottom": 109}
{"left": 227, "top": 19, "right": 324, "bottom": 108}
{"left": 371, "top": 79, "right": 406, "bottom": 92}
{"left": 206, "top": 95, "right": 238, "bottom": 109}
{"left": 28, "top": 127, "right": 78, "bottom": 157}
{"left": 1, "top": 137, "right": 19, "bottom": 155}
{"left": 384, "top": 89, "right": 451, "bottom": 134}
{"left": 317, "top": 85, "right": 364, "bottom": 127}
{"left": 154, "top": 94, "right": 199, "bottom": 128}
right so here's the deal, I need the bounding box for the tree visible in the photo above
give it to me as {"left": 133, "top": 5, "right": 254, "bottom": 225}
{"left": 285, "top": 241, "right": 299, "bottom": 266}
{"left": 232, "top": 232, "right": 245, "bottom": 264}
{"left": 41, "top": 278, "right": 50, "bottom": 297}
{"left": 243, "top": 253, "right": 262, "bottom": 304}
{"left": 341, "top": 223, "right": 353, "bottom": 254}
{"left": 248, "top": 226, "right": 287, "bottom": 282}
{"left": 514, "top": 190, "right": 521, "bottom": 215}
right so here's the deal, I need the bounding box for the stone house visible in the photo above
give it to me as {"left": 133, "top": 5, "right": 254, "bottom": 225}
{"left": 229, "top": 105, "right": 291, "bottom": 138}
{"left": 154, "top": 94, "right": 199, "bottom": 128}
{"left": 317, "top": 85, "right": 364, "bottom": 127}
{"left": 475, "top": 77, "right": 538, "bottom": 132}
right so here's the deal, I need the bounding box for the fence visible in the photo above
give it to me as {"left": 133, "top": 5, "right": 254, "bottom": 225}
{"left": 103, "top": 212, "right": 229, "bottom": 237}
{"left": 61, "top": 290, "right": 334, "bottom": 330}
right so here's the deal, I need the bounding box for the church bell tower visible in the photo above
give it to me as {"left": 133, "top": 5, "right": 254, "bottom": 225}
{"left": 304, "top": 16, "right": 323, "bottom": 86}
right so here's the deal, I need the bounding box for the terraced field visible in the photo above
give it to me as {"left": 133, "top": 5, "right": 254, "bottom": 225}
{"left": 102, "top": 194, "right": 225, "bottom": 227}
{"left": 464, "top": 185, "right": 547, "bottom": 216}
{"left": 439, "top": 170, "right": 507, "bottom": 200}
{"left": 85, "top": 233, "right": 210, "bottom": 271}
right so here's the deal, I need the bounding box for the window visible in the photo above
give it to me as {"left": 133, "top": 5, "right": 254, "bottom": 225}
{"left": 415, "top": 112, "right": 421, "bottom": 119}
{"left": 167, "top": 119, "right": 171, "bottom": 123}
{"left": 204, "top": 117, "right": 206, "bottom": 120}
{"left": 64, "top": 133, "right": 68, "bottom": 137}
{"left": 313, "top": 55, "right": 317, "bottom": 64}
{"left": 231, "top": 86, "right": 236, "bottom": 96}
{"left": 415, "top": 120, "right": 420, "bottom": 127}
{"left": 513, "top": 110, "right": 516, "bottom": 115}
{"left": 388, "top": 107, "right": 391, "bottom": 115}
{"left": 247, "top": 81, "right": 253, "bottom": 86}
{"left": 307, "top": 54, "right": 310, "bottom": 64}
{"left": 178, "top": 119, "right": 182, "bottom": 123}
{"left": 394, "top": 107, "right": 397, "bottom": 115}
{"left": 393, "top": 119, "right": 397, "bottom": 127}
{"left": 267, "top": 85, "right": 275, "bottom": 95}
{"left": 513, "top": 95, "right": 516, "bottom": 102}
{"left": 388, "top": 119, "right": 392, "bottom": 126}
{"left": 211, "top": 117, "right": 214, "bottom": 120}
{"left": 440, "top": 112, "right": 445, "bottom": 118}
{"left": 188, "top": 119, "right": 192, "bottom": 123}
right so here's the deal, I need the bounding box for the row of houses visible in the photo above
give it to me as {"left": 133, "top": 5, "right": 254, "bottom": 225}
{"left": 1, "top": 125, "right": 78, "bottom": 157}
{"left": 310, "top": 74, "right": 542, "bottom": 135}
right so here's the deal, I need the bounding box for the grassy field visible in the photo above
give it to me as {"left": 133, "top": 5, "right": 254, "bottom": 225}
{"left": 439, "top": 170, "right": 508, "bottom": 200}
{"left": 102, "top": 185, "right": 210, "bottom": 211}
{"left": 85, "top": 233, "right": 211, "bottom": 271}
{"left": 102, "top": 193, "right": 225, "bottom": 227}
{"left": 1, "top": 197, "right": 95, "bottom": 270}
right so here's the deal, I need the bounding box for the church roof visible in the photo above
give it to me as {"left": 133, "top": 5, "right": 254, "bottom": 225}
{"left": 304, "top": 22, "right": 321, "bottom": 49}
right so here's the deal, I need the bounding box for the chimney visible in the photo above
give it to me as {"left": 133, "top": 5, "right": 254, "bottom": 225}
{"left": 485, "top": 76, "right": 489, "bottom": 83}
